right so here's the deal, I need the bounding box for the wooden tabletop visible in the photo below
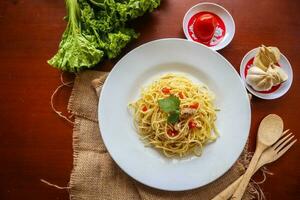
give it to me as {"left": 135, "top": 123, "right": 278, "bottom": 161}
{"left": 0, "top": 0, "right": 299, "bottom": 199}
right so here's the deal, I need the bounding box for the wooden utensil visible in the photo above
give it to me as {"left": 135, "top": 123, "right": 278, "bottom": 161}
{"left": 231, "top": 114, "right": 283, "bottom": 200}
{"left": 212, "top": 130, "right": 296, "bottom": 200}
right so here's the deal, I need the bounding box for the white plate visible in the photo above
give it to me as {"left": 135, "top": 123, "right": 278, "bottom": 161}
{"left": 99, "top": 38, "right": 251, "bottom": 191}
{"left": 240, "top": 48, "right": 293, "bottom": 100}
{"left": 183, "top": 2, "right": 235, "bottom": 51}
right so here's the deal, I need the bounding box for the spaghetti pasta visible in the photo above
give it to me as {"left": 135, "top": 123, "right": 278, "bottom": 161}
{"left": 129, "top": 74, "right": 219, "bottom": 157}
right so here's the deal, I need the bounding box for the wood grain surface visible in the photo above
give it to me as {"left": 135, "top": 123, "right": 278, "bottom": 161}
{"left": 0, "top": 0, "right": 299, "bottom": 199}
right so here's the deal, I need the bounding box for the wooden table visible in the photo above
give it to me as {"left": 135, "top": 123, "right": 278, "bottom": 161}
{"left": 0, "top": 0, "right": 299, "bottom": 199}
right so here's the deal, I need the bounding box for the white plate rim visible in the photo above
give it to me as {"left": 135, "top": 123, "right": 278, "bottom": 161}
{"left": 99, "top": 38, "right": 251, "bottom": 191}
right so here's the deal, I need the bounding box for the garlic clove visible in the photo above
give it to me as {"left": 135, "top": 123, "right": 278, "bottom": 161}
{"left": 260, "top": 45, "right": 273, "bottom": 65}
{"left": 267, "top": 65, "right": 282, "bottom": 86}
{"left": 256, "top": 75, "right": 273, "bottom": 91}
{"left": 272, "top": 65, "right": 288, "bottom": 82}
{"left": 267, "top": 47, "right": 281, "bottom": 63}
{"left": 253, "top": 45, "right": 281, "bottom": 72}
{"left": 247, "top": 65, "right": 268, "bottom": 75}
{"left": 254, "top": 47, "right": 269, "bottom": 71}
{"left": 246, "top": 74, "right": 264, "bottom": 85}
{"left": 246, "top": 66, "right": 273, "bottom": 91}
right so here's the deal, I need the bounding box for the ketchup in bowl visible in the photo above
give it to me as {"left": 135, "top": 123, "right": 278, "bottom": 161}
{"left": 193, "top": 14, "right": 217, "bottom": 42}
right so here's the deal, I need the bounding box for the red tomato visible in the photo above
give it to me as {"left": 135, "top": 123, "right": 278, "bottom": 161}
{"left": 189, "top": 102, "right": 199, "bottom": 109}
{"left": 178, "top": 91, "right": 185, "bottom": 99}
{"left": 194, "top": 14, "right": 217, "bottom": 42}
{"left": 142, "top": 106, "right": 147, "bottom": 112}
{"left": 188, "top": 120, "right": 197, "bottom": 129}
{"left": 167, "top": 129, "right": 178, "bottom": 137}
{"left": 162, "top": 87, "right": 171, "bottom": 94}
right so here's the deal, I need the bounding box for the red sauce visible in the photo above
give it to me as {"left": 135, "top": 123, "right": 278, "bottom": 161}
{"left": 244, "top": 58, "right": 281, "bottom": 94}
{"left": 188, "top": 12, "right": 225, "bottom": 47}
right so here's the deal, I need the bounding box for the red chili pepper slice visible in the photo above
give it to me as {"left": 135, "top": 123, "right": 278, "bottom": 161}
{"left": 162, "top": 87, "right": 171, "bottom": 94}
{"left": 167, "top": 129, "right": 178, "bottom": 137}
{"left": 189, "top": 102, "right": 199, "bottom": 109}
{"left": 188, "top": 120, "right": 197, "bottom": 129}
{"left": 142, "top": 105, "right": 147, "bottom": 112}
{"left": 178, "top": 91, "right": 184, "bottom": 99}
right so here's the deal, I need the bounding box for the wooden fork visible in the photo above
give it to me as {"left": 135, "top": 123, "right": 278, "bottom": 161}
{"left": 212, "top": 130, "right": 297, "bottom": 200}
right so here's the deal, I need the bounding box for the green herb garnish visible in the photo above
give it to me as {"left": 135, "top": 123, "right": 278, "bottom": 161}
{"left": 158, "top": 95, "right": 180, "bottom": 124}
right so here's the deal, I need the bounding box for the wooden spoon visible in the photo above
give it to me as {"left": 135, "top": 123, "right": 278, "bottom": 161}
{"left": 231, "top": 114, "right": 283, "bottom": 200}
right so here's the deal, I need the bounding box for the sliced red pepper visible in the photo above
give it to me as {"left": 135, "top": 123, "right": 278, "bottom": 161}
{"left": 188, "top": 120, "right": 197, "bottom": 129}
{"left": 162, "top": 87, "right": 171, "bottom": 94}
{"left": 142, "top": 105, "right": 147, "bottom": 112}
{"left": 167, "top": 129, "right": 178, "bottom": 137}
{"left": 189, "top": 102, "right": 199, "bottom": 109}
{"left": 178, "top": 91, "right": 185, "bottom": 99}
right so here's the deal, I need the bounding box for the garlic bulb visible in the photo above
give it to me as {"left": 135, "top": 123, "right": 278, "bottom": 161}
{"left": 254, "top": 45, "right": 281, "bottom": 71}
{"left": 246, "top": 64, "right": 288, "bottom": 91}
{"left": 246, "top": 66, "right": 274, "bottom": 91}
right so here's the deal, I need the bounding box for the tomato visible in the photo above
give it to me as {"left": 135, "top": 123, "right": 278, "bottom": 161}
{"left": 162, "top": 87, "right": 171, "bottom": 94}
{"left": 189, "top": 102, "right": 199, "bottom": 109}
{"left": 194, "top": 13, "right": 217, "bottom": 42}
{"left": 142, "top": 106, "right": 147, "bottom": 112}
{"left": 167, "top": 129, "right": 178, "bottom": 137}
{"left": 178, "top": 91, "right": 185, "bottom": 99}
{"left": 188, "top": 120, "right": 197, "bottom": 129}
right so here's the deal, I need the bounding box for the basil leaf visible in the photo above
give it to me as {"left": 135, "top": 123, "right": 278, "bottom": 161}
{"left": 158, "top": 95, "right": 181, "bottom": 124}
{"left": 158, "top": 95, "right": 180, "bottom": 113}
{"left": 168, "top": 110, "right": 180, "bottom": 124}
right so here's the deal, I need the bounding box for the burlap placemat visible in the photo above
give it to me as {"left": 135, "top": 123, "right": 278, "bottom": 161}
{"left": 67, "top": 70, "right": 254, "bottom": 200}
